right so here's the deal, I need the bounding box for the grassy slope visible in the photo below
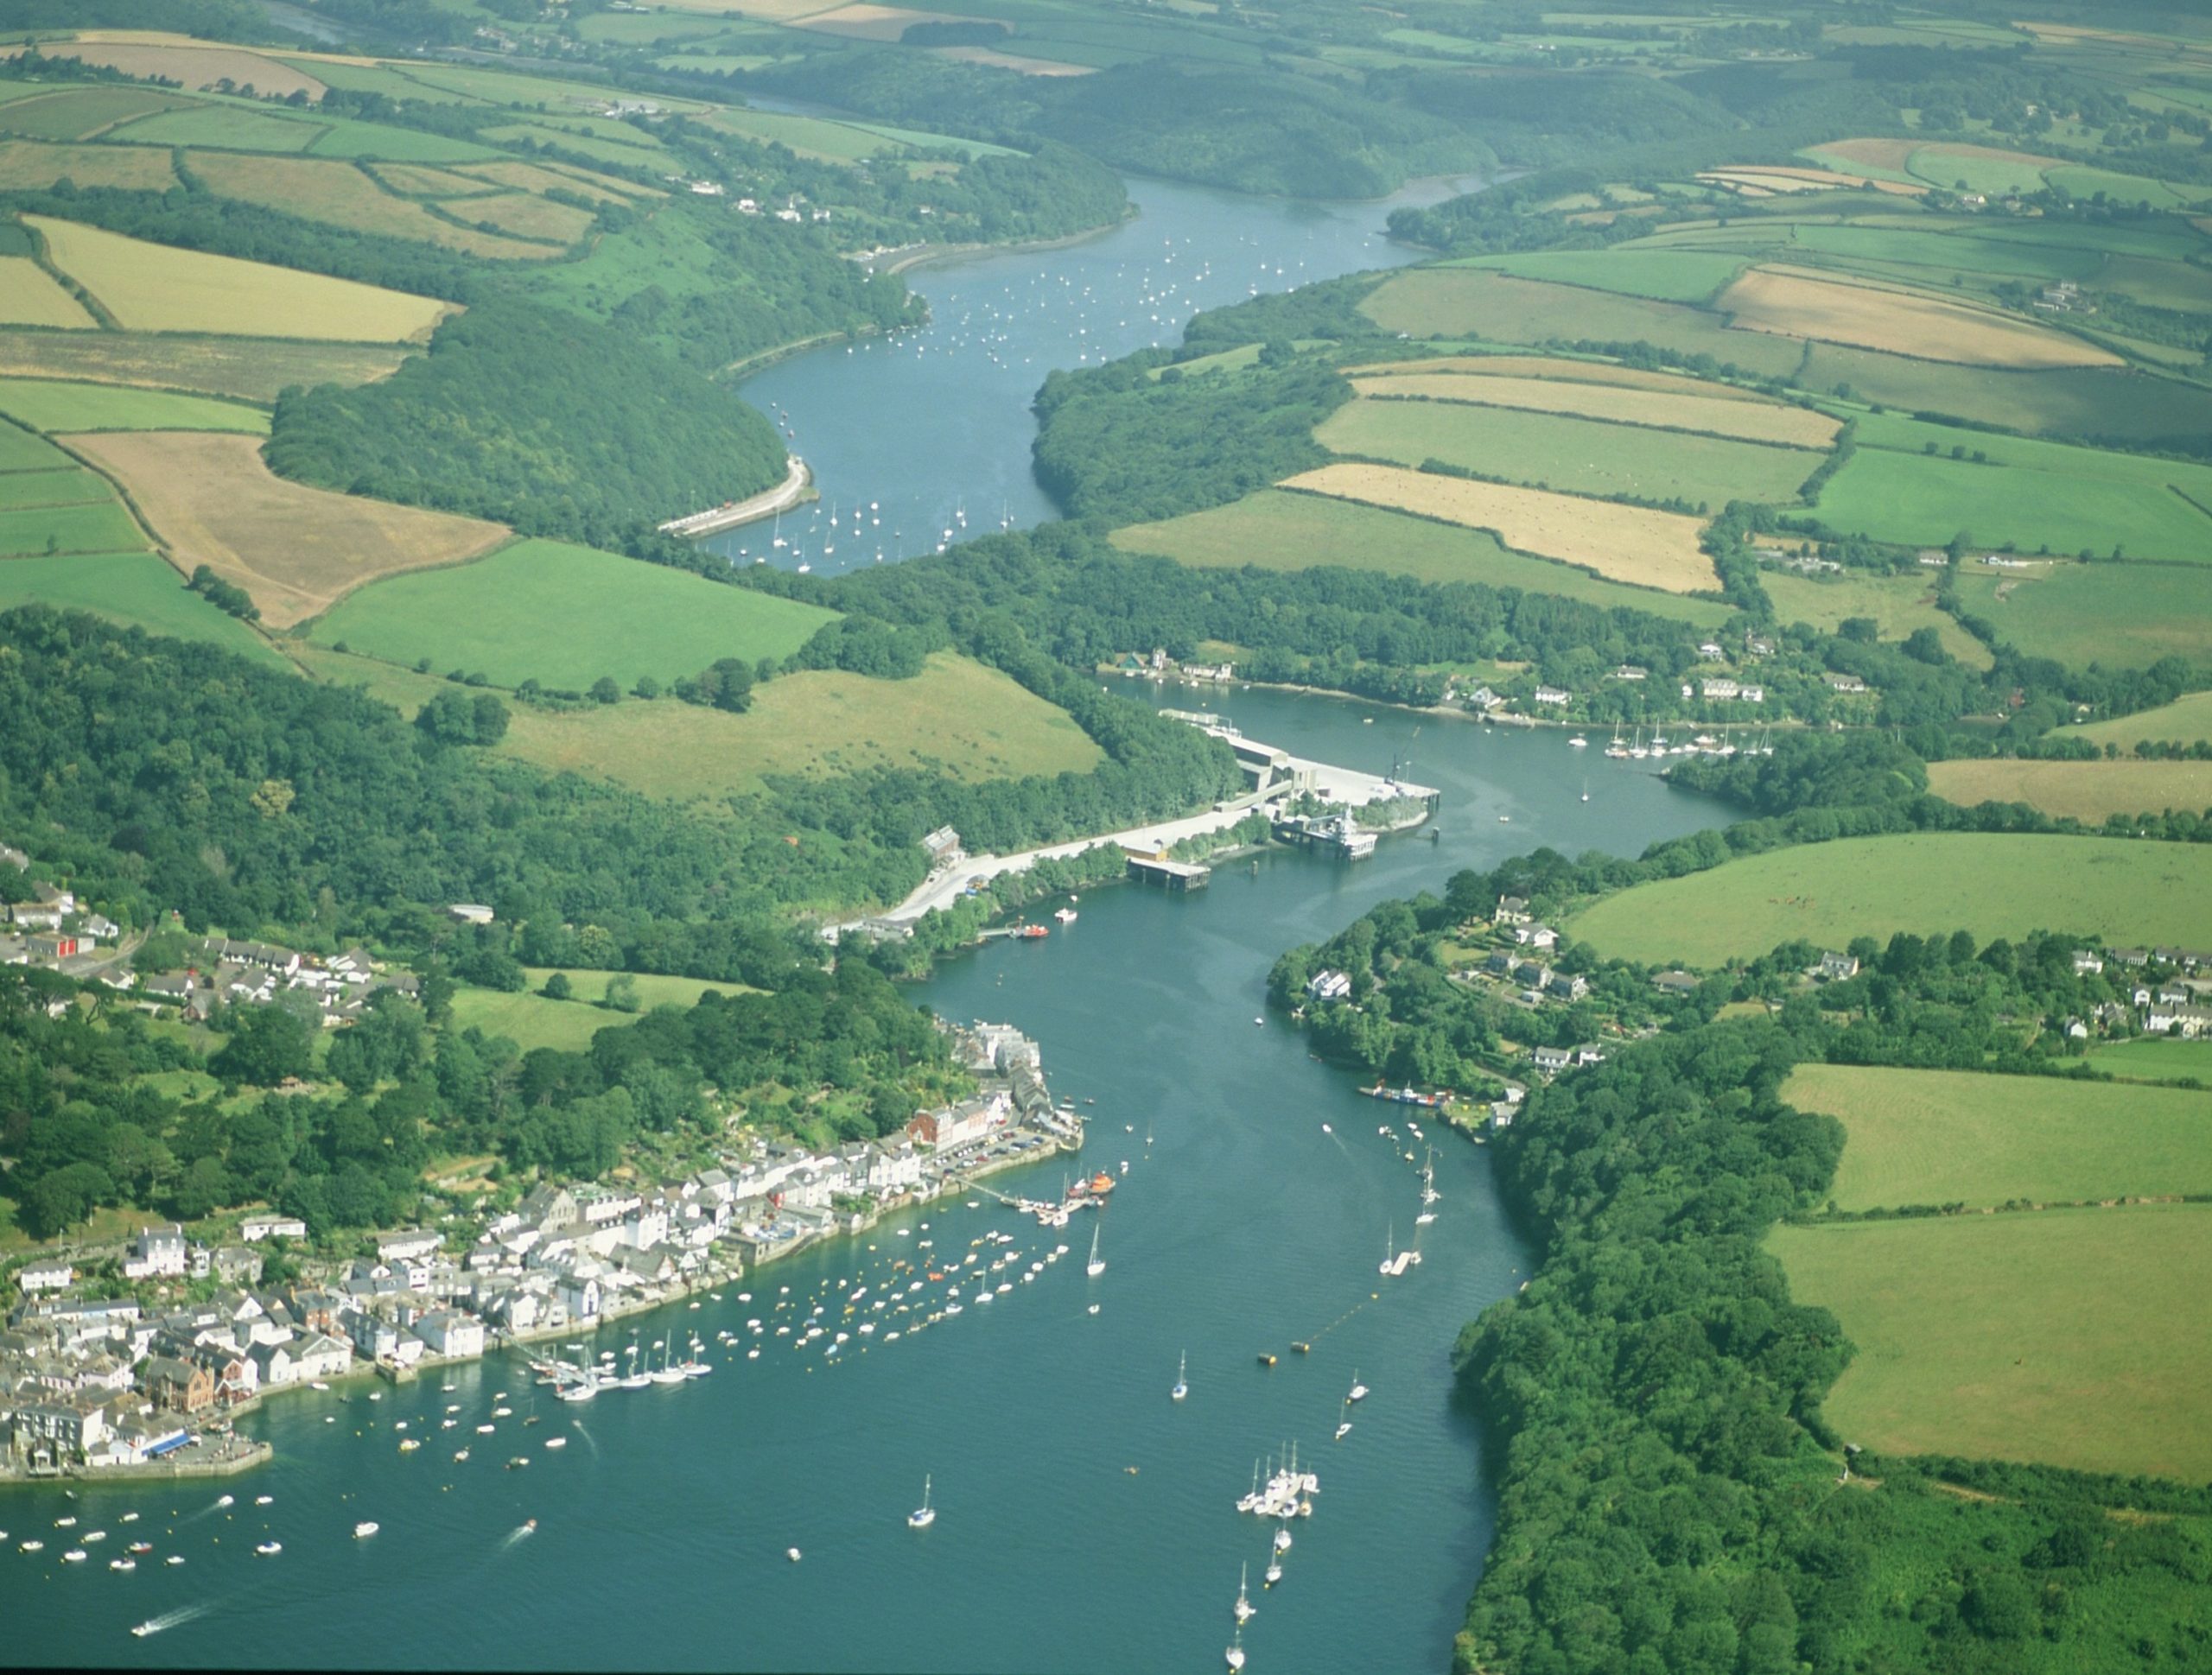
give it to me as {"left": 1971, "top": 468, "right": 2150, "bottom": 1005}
{"left": 1927, "top": 758, "right": 2212, "bottom": 820}
{"left": 0, "top": 551, "right": 292, "bottom": 667}
{"left": 1564, "top": 833, "right": 2212, "bottom": 965}
{"left": 308, "top": 539, "right": 836, "bottom": 690}
{"left": 1771, "top": 1204, "right": 2212, "bottom": 1481}
{"left": 1760, "top": 569, "right": 1991, "bottom": 669}
{"left": 1784, "top": 1063, "right": 2212, "bottom": 1209}
{"left": 0, "top": 377, "right": 268, "bottom": 433}
{"left": 1955, "top": 563, "right": 2212, "bottom": 670}
{"left": 2074, "top": 689, "right": 2212, "bottom": 748}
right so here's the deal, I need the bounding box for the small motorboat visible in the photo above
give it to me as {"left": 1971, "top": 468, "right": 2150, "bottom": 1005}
{"left": 254, "top": 1541, "right": 281, "bottom": 1557}
{"left": 543, "top": 1437, "right": 568, "bottom": 1450}
{"left": 165, "top": 1555, "right": 185, "bottom": 1566}
{"left": 355, "top": 1522, "right": 379, "bottom": 1539}
{"left": 109, "top": 1557, "right": 136, "bottom": 1572}
{"left": 787, "top": 1547, "right": 803, "bottom": 1563}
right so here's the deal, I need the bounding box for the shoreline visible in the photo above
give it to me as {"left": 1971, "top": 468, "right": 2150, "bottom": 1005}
{"left": 861, "top": 206, "right": 1138, "bottom": 279}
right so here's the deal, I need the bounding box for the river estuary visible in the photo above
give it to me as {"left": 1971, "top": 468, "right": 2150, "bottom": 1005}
{"left": 6, "top": 177, "right": 1734, "bottom": 1671}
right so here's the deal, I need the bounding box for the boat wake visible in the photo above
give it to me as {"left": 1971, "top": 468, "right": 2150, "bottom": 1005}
{"left": 500, "top": 1521, "right": 537, "bottom": 1550}
{"left": 569, "top": 1422, "right": 599, "bottom": 1460}
{"left": 131, "top": 1602, "right": 211, "bottom": 1638}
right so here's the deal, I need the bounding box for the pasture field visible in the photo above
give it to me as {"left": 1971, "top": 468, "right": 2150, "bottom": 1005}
{"left": 69, "top": 430, "right": 509, "bottom": 629}
{"left": 1904, "top": 142, "right": 2063, "bottom": 196}
{"left": 0, "top": 498, "right": 146, "bottom": 557}
{"left": 182, "top": 154, "right": 550, "bottom": 260}
{"left": 0, "top": 378, "right": 266, "bottom": 434}
{"left": 2073, "top": 689, "right": 2212, "bottom": 749}
{"left": 1719, "top": 266, "right": 2119, "bottom": 368}
{"left": 1109, "top": 490, "right": 1729, "bottom": 622}
{"left": 1347, "top": 370, "right": 1840, "bottom": 449}
{"left": 1956, "top": 562, "right": 2212, "bottom": 670}
{"left": 1281, "top": 462, "right": 1719, "bottom": 594}
{"left": 372, "top": 162, "right": 507, "bottom": 199}
{"left": 0, "top": 138, "right": 177, "bottom": 192}
{"left": 0, "top": 86, "right": 190, "bottom": 140}
{"left": 29, "top": 217, "right": 452, "bottom": 342}
{"left": 1355, "top": 269, "right": 1805, "bottom": 377}
{"left": 0, "top": 421, "right": 72, "bottom": 473}
{"left": 1445, "top": 249, "right": 1748, "bottom": 302}
{"left": 1783, "top": 1063, "right": 2212, "bottom": 1210}
{"left": 496, "top": 652, "right": 1104, "bottom": 797}
{"left": 1770, "top": 1204, "right": 2212, "bottom": 1481}
{"left": 1927, "top": 758, "right": 2212, "bottom": 821}
{"left": 1316, "top": 396, "right": 1819, "bottom": 508}
{"left": 308, "top": 538, "right": 835, "bottom": 691}
{"left": 476, "top": 124, "right": 664, "bottom": 170}
{"left": 0, "top": 466, "right": 106, "bottom": 509}
{"left": 2086, "top": 1037, "right": 2212, "bottom": 1086}
{"left": 1347, "top": 354, "right": 1772, "bottom": 402}
{"left": 1798, "top": 346, "right": 2212, "bottom": 441}
{"left": 452, "top": 160, "right": 645, "bottom": 202}
{"left": 448, "top": 980, "right": 758, "bottom": 1052}
{"left": 0, "top": 258, "right": 96, "bottom": 329}
{"left": 1782, "top": 221, "right": 2107, "bottom": 284}
{"left": 108, "top": 103, "right": 326, "bottom": 153}
{"left": 1812, "top": 447, "right": 2212, "bottom": 564}
{"left": 444, "top": 191, "right": 595, "bottom": 245}
{"left": 302, "top": 123, "right": 500, "bottom": 164}
{"left": 0, "top": 551, "right": 289, "bottom": 665}
{"left": 1760, "top": 569, "right": 1990, "bottom": 668}
{"left": 1563, "top": 832, "right": 2212, "bottom": 965}
{"left": 0, "top": 330, "right": 410, "bottom": 402}
{"left": 289, "top": 643, "right": 452, "bottom": 718}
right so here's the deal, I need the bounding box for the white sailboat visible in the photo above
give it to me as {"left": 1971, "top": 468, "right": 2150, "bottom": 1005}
{"left": 1086, "top": 1222, "right": 1105, "bottom": 1278}
{"left": 1379, "top": 1221, "right": 1395, "bottom": 1277}
{"left": 1171, "top": 1351, "right": 1188, "bottom": 1402}
{"left": 1335, "top": 1397, "right": 1352, "bottom": 1442}
{"left": 1227, "top": 1627, "right": 1247, "bottom": 1671}
{"left": 1347, "top": 1370, "right": 1369, "bottom": 1403}
{"left": 908, "top": 1475, "right": 935, "bottom": 1529}
{"left": 1235, "top": 1561, "right": 1256, "bottom": 1624}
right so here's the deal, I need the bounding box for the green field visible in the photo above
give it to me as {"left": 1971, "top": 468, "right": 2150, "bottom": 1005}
{"left": 450, "top": 973, "right": 753, "bottom": 1052}
{"left": 1799, "top": 346, "right": 2212, "bottom": 441}
{"left": 0, "top": 420, "right": 73, "bottom": 473}
{"left": 0, "top": 377, "right": 267, "bottom": 434}
{"left": 1810, "top": 409, "right": 2212, "bottom": 562}
{"left": 2086, "top": 1037, "right": 2212, "bottom": 1085}
{"left": 0, "top": 498, "right": 147, "bottom": 557}
{"left": 497, "top": 652, "right": 1105, "bottom": 797}
{"left": 308, "top": 538, "right": 836, "bottom": 691}
{"left": 1760, "top": 568, "right": 1991, "bottom": 668}
{"left": 1446, "top": 249, "right": 1750, "bottom": 303}
{"left": 1565, "top": 832, "right": 2212, "bottom": 965}
{"left": 1109, "top": 489, "right": 1730, "bottom": 625}
{"left": 1783, "top": 1063, "right": 2212, "bottom": 1209}
{"left": 1771, "top": 1204, "right": 2212, "bottom": 1480}
{"left": 1318, "top": 397, "right": 1819, "bottom": 508}
{"left": 0, "top": 86, "right": 190, "bottom": 140}
{"left": 2073, "top": 688, "right": 2212, "bottom": 749}
{"left": 1925, "top": 758, "right": 2212, "bottom": 821}
{"left": 1956, "top": 562, "right": 2212, "bottom": 669}
{"left": 0, "top": 551, "right": 290, "bottom": 665}
{"left": 109, "top": 104, "right": 326, "bottom": 152}
{"left": 0, "top": 329, "right": 412, "bottom": 403}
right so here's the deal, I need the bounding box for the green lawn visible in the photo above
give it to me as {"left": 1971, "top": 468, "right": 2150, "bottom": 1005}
{"left": 0, "top": 551, "right": 293, "bottom": 666}
{"left": 1446, "top": 249, "right": 1749, "bottom": 303}
{"left": 308, "top": 538, "right": 836, "bottom": 691}
{"left": 1318, "top": 397, "right": 1818, "bottom": 509}
{"left": 1955, "top": 562, "right": 2212, "bottom": 670}
{"left": 0, "top": 376, "right": 269, "bottom": 434}
{"left": 1783, "top": 1063, "right": 2212, "bottom": 1209}
{"left": 1109, "top": 488, "right": 1730, "bottom": 625}
{"left": 1564, "top": 832, "right": 2212, "bottom": 966}
{"left": 1771, "top": 1203, "right": 2212, "bottom": 1481}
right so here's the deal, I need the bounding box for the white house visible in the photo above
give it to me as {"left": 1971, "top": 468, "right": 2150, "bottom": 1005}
{"left": 375, "top": 1229, "right": 443, "bottom": 1264}
{"left": 123, "top": 1225, "right": 188, "bottom": 1280}
{"left": 240, "top": 1214, "right": 308, "bottom": 1243}
{"left": 16, "top": 1258, "right": 73, "bottom": 1295}
{"left": 556, "top": 1276, "right": 602, "bottom": 1322}
{"left": 414, "top": 1310, "right": 486, "bottom": 1359}
{"left": 1306, "top": 968, "right": 1352, "bottom": 1002}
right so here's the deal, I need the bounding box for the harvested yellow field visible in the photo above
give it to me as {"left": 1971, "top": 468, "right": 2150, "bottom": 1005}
{"left": 453, "top": 160, "right": 640, "bottom": 202}
{"left": 368, "top": 162, "right": 498, "bottom": 198}
{"left": 1927, "top": 758, "right": 2212, "bottom": 822}
{"left": 0, "top": 138, "right": 176, "bottom": 192}
{"left": 29, "top": 216, "right": 451, "bottom": 342}
{"left": 447, "top": 191, "right": 594, "bottom": 245}
{"left": 67, "top": 431, "right": 508, "bottom": 628}
{"left": 1697, "top": 167, "right": 1924, "bottom": 198}
{"left": 185, "top": 154, "right": 549, "bottom": 261}
{"left": 534, "top": 158, "right": 664, "bottom": 199}
{"left": 1719, "top": 266, "right": 2120, "bottom": 368}
{"left": 1281, "top": 463, "right": 1717, "bottom": 594}
{"left": 1346, "top": 355, "right": 1770, "bottom": 403}
{"left": 0, "top": 258, "right": 96, "bottom": 329}
{"left": 19, "top": 41, "right": 326, "bottom": 99}
{"left": 1346, "top": 372, "right": 1842, "bottom": 448}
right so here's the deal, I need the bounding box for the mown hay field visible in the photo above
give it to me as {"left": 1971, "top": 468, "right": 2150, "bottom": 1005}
{"left": 1813, "top": 448, "right": 2212, "bottom": 563}
{"left": 1317, "top": 395, "right": 1820, "bottom": 508}
{"left": 1110, "top": 489, "right": 1730, "bottom": 624}
{"left": 1720, "top": 265, "right": 2120, "bottom": 368}
{"left": 1783, "top": 1063, "right": 2212, "bottom": 1210}
{"left": 182, "top": 154, "right": 552, "bottom": 260}
{"left": 0, "top": 257, "right": 96, "bottom": 328}
{"left": 1956, "top": 562, "right": 2212, "bottom": 670}
{"left": 0, "top": 550, "right": 289, "bottom": 666}
{"left": 0, "top": 377, "right": 267, "bottom": 434}
{"left": 1347, "top": 370, "right": 1841, "bottom": 448}
{"left": 0, "top": 137, "right": 177, "bottom": 191}
{"left": 24, "top": 41, "right": 327, "bottom": 98}
{"left": 1926, "top": 758, "right": 2212, "bottom": 822}
{"left": 2073, "top": 689, "right": 2212, "bottom": 750}
{"left": 70, "top": 429, "right": 508, "bottom": 627}
{"left": 1564, "top": 832, "right": 2212, "bottom": 965}
{"left": 446, "top": 190, "right": 595, "bottom": 245}
{"left": 1760, "top": 569, "right": 1990, "bottom": 668}
{"left": 1282, "top": 461, "right": 1719, "bottom": 593}
{"left": 0, "top": 329, "right": 410, "bottom": 402}
{"left": 29, "top": 217, "right": 452, "bottom": 342}
{"left": 1356, "top": 269, "right": 1805, "bottom": 377}
{"left": 309, "top": 536, "right": 836, "bottom": 690}
{"left": 453, "top": 159, "right": 643, "bottom": 202}
{"left": 1770, "top": 1204, "right": 2212, "bottom": 1481}
{"left": 1343, "top": 355, "right": 1775, "bottom": 403}
{"left": 496, "top": 652, "right": 1106, "bottom": 797}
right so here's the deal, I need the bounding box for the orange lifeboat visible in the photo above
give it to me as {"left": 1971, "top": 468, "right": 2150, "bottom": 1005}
{"left": 1088, "top": 1171, "right": 1116, "bottom": 1196}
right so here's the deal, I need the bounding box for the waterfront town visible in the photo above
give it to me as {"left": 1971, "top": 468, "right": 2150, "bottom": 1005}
{"left": 1, "top": 1017, "right": 1074, "bottom": 1481}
